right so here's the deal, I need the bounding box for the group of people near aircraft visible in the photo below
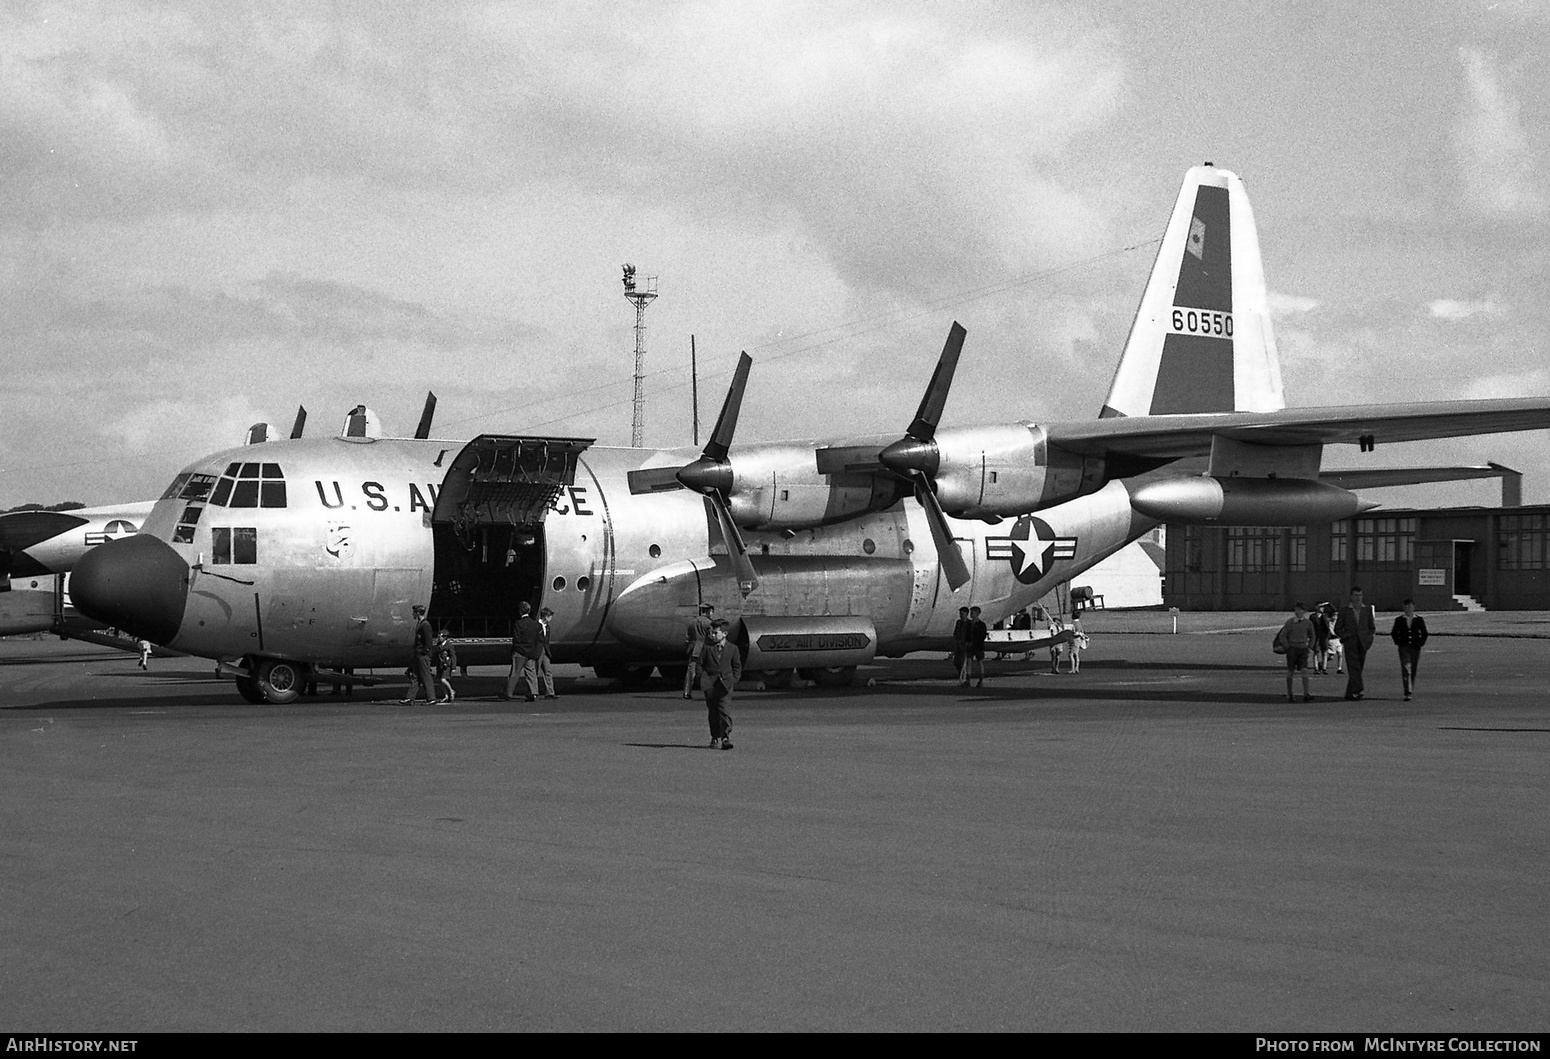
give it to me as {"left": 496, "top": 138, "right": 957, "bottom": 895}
{"left": 1276, "top": 589, "right": 1430, "bottom": 703}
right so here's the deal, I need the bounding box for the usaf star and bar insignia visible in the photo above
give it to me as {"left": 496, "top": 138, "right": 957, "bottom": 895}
{"left": 985, "top": 515, "right": 1078, "bottom": 585}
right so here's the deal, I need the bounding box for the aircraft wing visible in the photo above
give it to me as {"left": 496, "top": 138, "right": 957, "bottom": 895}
{"left": 1046, "top": 398, "right": 1550, "bottom": 459}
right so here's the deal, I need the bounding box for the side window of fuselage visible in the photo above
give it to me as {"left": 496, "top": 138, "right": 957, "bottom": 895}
{"left": 212, "top": 526, "right": 258, "bottom": 565}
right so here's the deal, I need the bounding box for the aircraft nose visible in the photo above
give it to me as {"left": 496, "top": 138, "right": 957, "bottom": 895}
{"left": 69, "top": 534, "right": 190, "bottom": 646}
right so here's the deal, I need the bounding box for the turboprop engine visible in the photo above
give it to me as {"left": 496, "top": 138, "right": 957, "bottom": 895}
{"left": 1128, "top": 476, "right": 1374, "bottom": 524}
{"left": 901, "top": 423, "right": 1105, "bottom": 520}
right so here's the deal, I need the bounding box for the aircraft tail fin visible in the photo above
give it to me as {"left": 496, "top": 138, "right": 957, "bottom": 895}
{"left": 1100, "top": 165, "right": 1284, "bottom": 418}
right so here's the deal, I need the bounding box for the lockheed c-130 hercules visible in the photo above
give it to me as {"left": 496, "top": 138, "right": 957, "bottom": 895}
{"left": 70, "top": 165, "right": 1550, "bottom": 704}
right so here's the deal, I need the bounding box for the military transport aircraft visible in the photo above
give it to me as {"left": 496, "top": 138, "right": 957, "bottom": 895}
{"left": 69, "top": 165, "right": 1550, "bottom": 704}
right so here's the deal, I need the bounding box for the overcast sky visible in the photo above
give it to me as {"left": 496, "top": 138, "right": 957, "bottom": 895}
{"left": 3, "top": 0, "right": 1548, "bottom": 509}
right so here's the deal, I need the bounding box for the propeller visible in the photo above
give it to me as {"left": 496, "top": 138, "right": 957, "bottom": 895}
{"left": 877, "top": 322, "right": 971, "bottom": 589}
{"left": 627, "top": 353, "right": 759, "bottom": 594}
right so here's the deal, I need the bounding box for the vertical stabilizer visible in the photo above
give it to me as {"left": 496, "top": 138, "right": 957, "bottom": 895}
{"left": 1100, "top": 165, "right": 1284, "bottom": 418}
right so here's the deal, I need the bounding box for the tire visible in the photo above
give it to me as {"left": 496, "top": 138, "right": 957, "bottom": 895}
{"left": 799, "top": 665, "right": 857, "bottom": 688}
{"left": 756, "top": 668, "right": 794, "bottom": 688}
{"left": 234, "top": 676, "right": 267, "bottom": 704}
{"left": 256, "top": 658, "right": 307, "bottom": 705}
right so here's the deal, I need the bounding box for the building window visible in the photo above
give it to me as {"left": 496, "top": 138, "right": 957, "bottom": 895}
{"left": 1288, "top": 525, "right": 1307, "bottom": 572}
{"left": 1331, "top": 519, "right": 1349, "bottom": 564}
{"left": 1226, "top": 527, "right": 1281, "bottom": 572}
{"left": 1183, "top": 525, "right": 1204, "bottom": 572}
{"left": 212, "top": 527, "right": 258, "bottom": 565}
{"left": 1355, "top": 517, "right": 1414, "bottom": 565}
{"left": 1499, "top": 513, "right": 1546, "bottom": 570}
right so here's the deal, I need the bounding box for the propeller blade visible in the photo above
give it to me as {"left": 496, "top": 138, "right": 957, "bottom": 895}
{"left": 627, "top": 353, "right": 755, "bottom": 496}
{"left": 707, "top": 492, "right": 759, "bottom": 594}
{"left": 904, "top": 321, "right": 966, "bottom": 442}
{"left": 703, "top": 352, "right": 752, "bottom": 463}
{"left": 289, "top": 406, "right": 307, "bottom": 439}
{"left": 627, "top": 466, "right": 689, "bottom": 495}
{"left": 414, "top": 392, "right": 437, "bottom": 440}
{"left": 913, "top": 472, "right": 970, "bottom": 589}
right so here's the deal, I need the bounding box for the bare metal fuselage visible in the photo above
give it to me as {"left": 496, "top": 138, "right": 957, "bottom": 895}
{"left": 128, "top": 434, "right": 1152, "bottom": 671}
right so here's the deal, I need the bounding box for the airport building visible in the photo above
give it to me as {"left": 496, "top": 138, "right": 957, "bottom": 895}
{"left": 1161, "top": 473, "right": 1550, "bottom": 611}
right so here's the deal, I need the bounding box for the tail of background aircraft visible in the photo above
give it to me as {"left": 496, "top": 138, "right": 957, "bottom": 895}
{"left": 1100, "top": 164, "right": 1284, "bottom": 418}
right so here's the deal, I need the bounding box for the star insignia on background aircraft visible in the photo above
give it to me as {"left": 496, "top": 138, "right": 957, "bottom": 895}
{"left": 986, "top": 516, "right": 1077, "bottom": 584}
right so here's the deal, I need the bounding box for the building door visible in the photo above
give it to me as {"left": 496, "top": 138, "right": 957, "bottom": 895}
{"left": 1453, "top": 541, "right": 1474, "bottom": 595}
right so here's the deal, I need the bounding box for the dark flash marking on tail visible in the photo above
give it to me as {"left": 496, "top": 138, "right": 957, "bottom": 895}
{"left": 1174, "top": 184, "right": 1232, "bottom": 311}
{"left": 1150, "top": 334, "right": 1234, "bottom": 413}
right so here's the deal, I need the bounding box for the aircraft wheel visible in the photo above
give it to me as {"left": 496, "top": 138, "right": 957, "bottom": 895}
{"left": 235, "top": 676, "right": 266, "bottom": 704}
{"left": 256, "top": 659, "right": 307, "bottom": 705}
{"left": 657, "top": 665, "right": 688, "bottom": 688}
{"left": 799, "top": 665, "right": 857, "bottom": 688}
{"left": 756, "top": 668, "right": 795, "bottom": 688}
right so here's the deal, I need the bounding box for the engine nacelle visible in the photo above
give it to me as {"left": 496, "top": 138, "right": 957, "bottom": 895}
{"left": 930, "top": 423, "right": 1104, "bottom": 519}
{"left": 1129, "top": 476, "right": 1373, "bottom": 524}
{"left": 722, "top": 442, "right": 905, "bottom": 531}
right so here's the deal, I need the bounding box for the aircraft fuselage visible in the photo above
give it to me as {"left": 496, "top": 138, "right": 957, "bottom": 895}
{"left": 70, "top": 433, "right": 1155, "bottom": 681}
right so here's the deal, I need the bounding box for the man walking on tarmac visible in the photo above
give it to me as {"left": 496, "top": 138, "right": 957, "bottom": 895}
{"left": 1335, "top": 586, "right": 1377, "bottom": 700}
{"left": 699, "top": 619, "right": 741, "bottom": 750}
{"left": 683, "top": 603, "right": 714, "bottom": 699}
{"left": 504, "top": 601, "right": 543, "bottom": 702}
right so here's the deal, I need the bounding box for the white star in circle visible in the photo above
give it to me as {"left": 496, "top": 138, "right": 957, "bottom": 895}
{"left": 1010, "top": 519, "right": 1055, "bottom": 582}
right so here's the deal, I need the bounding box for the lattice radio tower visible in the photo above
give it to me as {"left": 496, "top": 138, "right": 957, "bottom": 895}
{"left": 621, "top": 264, "right": 658, "bottom": 447}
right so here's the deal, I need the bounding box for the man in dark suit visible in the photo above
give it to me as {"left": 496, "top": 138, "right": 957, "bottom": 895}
{"left": 683, "top": 603, "right": 714, "bottom": 699}
{"left": 536, "top": 606, "right": 558, "bottom": 699}
{"left": 504, "top": 601, "right": 543, "bottom": 702}
{"left": 963, "top": 605, "right": 989, "bottom": 687}
{"left": 1334, "top": 586, "right": 1377, "bottom": 700}
{"left": 699, "top": 619, "right": 742, "bottom": 750}
{"left": 401, "top": 603, "right": 437, "bottom": 705}
{"left": 1390, "top": 598, "right": 1429, "bottom": 701}
{"left": 951, "top": 606, "right": 970, "bottom": 683}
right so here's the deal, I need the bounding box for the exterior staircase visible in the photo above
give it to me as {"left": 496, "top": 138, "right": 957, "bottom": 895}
{"left": 1451, "top": 594, "right": 1487, "bottom": 612}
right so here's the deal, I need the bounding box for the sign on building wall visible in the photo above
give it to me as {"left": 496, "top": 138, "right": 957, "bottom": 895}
{"left": 1417, "top": 568, "right": 1447, "bottom": 586}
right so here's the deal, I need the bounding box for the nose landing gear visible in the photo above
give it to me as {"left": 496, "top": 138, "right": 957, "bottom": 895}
{"left": 232, "top": 657, "right": 309, "bottom": 704}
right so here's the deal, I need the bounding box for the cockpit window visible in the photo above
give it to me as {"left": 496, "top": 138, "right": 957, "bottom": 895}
{"left": 179, "top": 474, "right": 217, "bottom": 502}
{"left": 161, "top": 473, "right": 192, "bottom": 500}
{"left": 206, "top": 462, "right": 287, "bottom": 508}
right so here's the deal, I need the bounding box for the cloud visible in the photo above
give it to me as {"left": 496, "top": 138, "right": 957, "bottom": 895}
{"left": 1429, "top": 298, "right": 1505, "bottom": 320}
{"left": 1460, "top": 368, "right": 1550, "bottom": 399}
{"left": 1, "top": 4, "right": 1129, "bottom": 300}
{"left": 1454, "top": 48, "right": 1546, "bottom": 218}
{"left": 1268, "top": 291, "right": 1319, "bottom": 317}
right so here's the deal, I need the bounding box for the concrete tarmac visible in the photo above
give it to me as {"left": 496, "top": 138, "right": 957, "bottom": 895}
{"left": 1, "top": 626, "right": 1546, "bottom": 1032}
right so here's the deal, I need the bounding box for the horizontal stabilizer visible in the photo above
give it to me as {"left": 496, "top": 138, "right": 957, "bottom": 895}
{"left": 1318, "top": 464, "right": 1516, "bottom": 490}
